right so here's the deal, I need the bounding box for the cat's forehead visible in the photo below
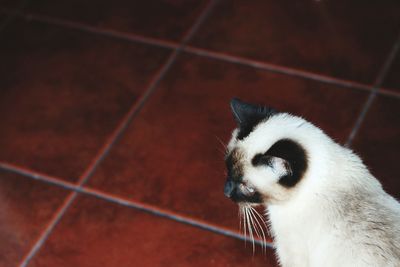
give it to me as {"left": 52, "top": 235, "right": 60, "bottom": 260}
{"left": 230, "top": 113, "right": 307, "bottom": 155}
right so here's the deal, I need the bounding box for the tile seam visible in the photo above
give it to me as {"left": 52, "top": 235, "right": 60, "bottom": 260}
{"left": 378, "top": 88, "right": 400, "bottom": 99}
{"left": 18, "top": 192, "right": 78, "bottom": 267}
{"left": 77, "top": 50, "right": 179, "bottom": 186}
{"left": 183, "top": 46, "right": 375, "bottom": 92}
{"left": 0, "top": 8, "right": 179, "bottom": 49}
{"left": 346, "top": 31, "right": 400, "bottom": 147}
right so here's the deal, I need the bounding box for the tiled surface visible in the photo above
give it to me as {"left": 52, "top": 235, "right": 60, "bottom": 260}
{"left": 29, "top": 195, "right": 278, "bottom": 267}
{"left": 87, "top": 53, "right": 368, "bottom": 231}
{"left": 0, "top": 1, "right": 399, "bottom": 266}
{"left": 23, "top": 0, "right": 208, "bottom": 42}
{"left": 190, "top": 0, "right": 400, "bottom": 84}
{"left": 0, "top": 170, "right": 68, "bottom": 267}
{"left": 352, "top": 95, "right": 400, "bottom": 199}
{"left": 0, "top": 18, "right": 170, "bottom": 182}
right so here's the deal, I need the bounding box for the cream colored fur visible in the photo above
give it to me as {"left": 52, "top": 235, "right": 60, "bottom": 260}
{"left": 228, "top": 113, "right": 400, "bottom": 267}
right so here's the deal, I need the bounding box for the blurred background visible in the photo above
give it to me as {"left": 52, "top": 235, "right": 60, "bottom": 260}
{"left": 0, "top": 0, "right": 399, "bottom": 266}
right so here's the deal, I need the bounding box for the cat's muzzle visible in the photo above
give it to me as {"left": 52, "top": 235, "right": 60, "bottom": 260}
{"left": 224, "top": 179, "right": 262, "bottom": 203}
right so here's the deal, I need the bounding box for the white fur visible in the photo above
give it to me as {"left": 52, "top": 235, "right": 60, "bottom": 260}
{"left": 228, "top": 113, "right": 400, "bottom": 267}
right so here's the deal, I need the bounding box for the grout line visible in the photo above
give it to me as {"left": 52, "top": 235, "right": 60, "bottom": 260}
{"left": 82, "top": 187, "right": 273, "bottom": 249}
{"left": 77, "top": 50, "right": 179, "bottom": 185}
{"left": 0, "top": 7, "right": 385, "bottom": 95}
{"left": 345, "top": 91, "right": 377, "bottom": 147}
{"left": 378, "top": 88, "right": 400, "bottom": 99}
{"left": 19, "top": 192, "right": 78, "bottom": 267}
{"left": 345, "top": 32, "right": 400, "bottom": 147}
{"left": 373, "top": 33, "right": 400, "bottom": 88}
{"left": 16, "top": 1, "right": 221, "bottom": 266}
{"left": 0, "top": 8, "right": 179, "bottom": 50}
{"left": 25, "top": 15, "right": 179, "bottom": 50}
{"left": 0, "top": 161, "right": 273, "bottom": 249}
{"left": 0, "top": 162, "right": 78, "bottom": 190}
{"left": 183, "top": 46, "right": 375, "bottom": 92}
{"left": 179, "top": 0, "right": 219, "bottom": 46}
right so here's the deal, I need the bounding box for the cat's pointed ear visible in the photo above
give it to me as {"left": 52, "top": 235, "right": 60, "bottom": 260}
{"left": 230, "top": 98, "right": 277, "bottom": 126}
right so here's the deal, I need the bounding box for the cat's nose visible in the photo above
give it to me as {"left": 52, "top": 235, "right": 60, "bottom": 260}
{"left": 224, "top": 180, "right": 236, "bottom": 198}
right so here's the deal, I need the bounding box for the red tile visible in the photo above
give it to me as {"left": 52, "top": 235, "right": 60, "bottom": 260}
{"left": 382, "top": 52, "right": 400, "bottom": 93}
{"left": 351, "top": 95, "right": 400, "bottom": 199}
{"left": 0, "top": 18, "right": 170, "bottom": 182}
{"left": 29, "top": 195, "right": 278, "bottom": 267}
{"left": 24, "top": 0, "right": 208, "bottom": 42}
{"left": 86, "top": 53, "right": 368, "bottom": 232}
{"left": 0, "top": 170, "right": 68, "bottom": 267}
{"left": 189, "top": 0, "right": 400, "bottom": 84}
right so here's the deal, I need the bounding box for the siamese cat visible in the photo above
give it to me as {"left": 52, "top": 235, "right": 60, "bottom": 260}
{"left": 224, "top": 98, "right": 400, "bottom": 267}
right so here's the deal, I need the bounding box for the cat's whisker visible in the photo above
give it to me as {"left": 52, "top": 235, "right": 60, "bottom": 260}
{"left": 215, "top": 136, "right": 228, "bottom": 156}
{"left": 248, "top": 207, "right": 265, "bottom": 254}
{"left": 249, "top": 207, "right": 268, "bottom": 254}
{"left": 215, "top": 135, "right": 228, "bottom": 150}
{"left": 242, "top": 206, "right": 247, "bottom": 248}
{"left": 244, "top": 206, "right": 256, "bottom": 254}
{"left": 248, "top": 210, "right": 263, "bottom": 254}
{"left": 252, "top": 209, "right": 269, "bottom": 254}
{"left": 238, "top": 206, "right": 242, "bottom": 233}
{"left": 244, "top": 207, "right": 250, "bottom": 249}
{"left": 249, "top": 206, "right": 270, "bottom": 236}
{"left": 216, "top": 147, "right": 226, "bottom": 156}
{"left": 248, "top": 208, "right": 262, "bottom": 240}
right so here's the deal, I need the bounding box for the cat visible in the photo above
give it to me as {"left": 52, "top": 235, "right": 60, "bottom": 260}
{"left": 223, "top": 98, "right": 400, "bottom": 267}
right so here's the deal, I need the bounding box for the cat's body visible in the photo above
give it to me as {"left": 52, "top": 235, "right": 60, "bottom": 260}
{"left": 224, "top": 99, "right": 400, "bottom": 267}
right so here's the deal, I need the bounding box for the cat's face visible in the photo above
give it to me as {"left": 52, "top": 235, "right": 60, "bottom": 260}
{"left": 224, "top": 98, "right": 308, "bottom": 205}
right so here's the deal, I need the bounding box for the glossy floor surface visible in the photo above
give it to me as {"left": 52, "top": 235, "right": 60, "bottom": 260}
{"left": 0, "top": 0, "right": 399, "bottom": 266}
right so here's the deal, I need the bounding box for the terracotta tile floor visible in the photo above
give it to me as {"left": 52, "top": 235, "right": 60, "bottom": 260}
{"left": 0, "top": 1, "right": 399, "bottom": 266}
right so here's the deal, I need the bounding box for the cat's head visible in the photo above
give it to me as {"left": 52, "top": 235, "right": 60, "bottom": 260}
{"left": 224, "top": 98, "right": 310, "bottom": 205}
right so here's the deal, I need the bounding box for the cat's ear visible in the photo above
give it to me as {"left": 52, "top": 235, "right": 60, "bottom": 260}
{"left": 252, "top": 154, "right": 293, "bottom": 179}
{"left": 269, "top": 157, "right": 293, "bottom": 178}
{"left": 230, "top": 98, "right": 277, "bottom": 126}
{"left": 267, "top": 139, "right": 307, "bottom": 188}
